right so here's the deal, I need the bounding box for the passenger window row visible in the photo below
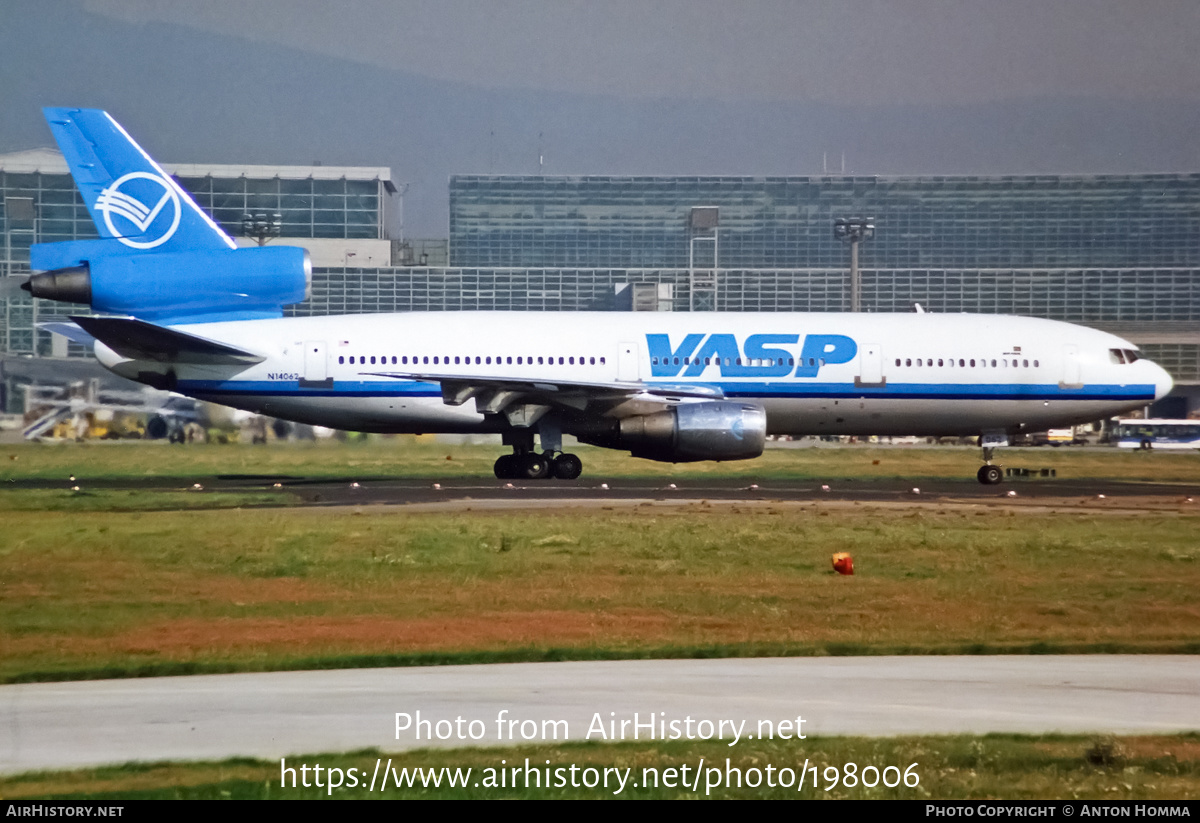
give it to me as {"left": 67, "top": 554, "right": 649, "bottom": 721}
{"left": 339, "top": 354, "right": 607, "bottom": 367}
{"left": 894, "top": 358, "right": 1039, "bottom": 368}
{"left": 651, "top": 356, "right": 816, "bottom": 367}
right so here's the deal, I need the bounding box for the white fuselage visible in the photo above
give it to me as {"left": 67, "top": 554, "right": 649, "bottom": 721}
{"left": 94, "top": 311, "right": 1173, "bottom": 438}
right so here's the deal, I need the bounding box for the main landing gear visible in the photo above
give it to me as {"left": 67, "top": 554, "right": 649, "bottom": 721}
{"left": 494, "top": 451, "right": 583, "bottom": 480}
{"left": 494, "top": 421, "right": 583, "bottom": 480}
{"left": 976, "top": 446, "right": 1003, "bottom": 485}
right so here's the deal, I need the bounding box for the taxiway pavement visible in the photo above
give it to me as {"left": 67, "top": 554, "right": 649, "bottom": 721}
{"left": 3, "top": 656, "right": 1197, "bottom": 774}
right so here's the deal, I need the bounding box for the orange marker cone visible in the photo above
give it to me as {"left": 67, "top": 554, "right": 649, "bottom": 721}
{"left": 832, "top": 552, "right": 854, "bottom": 575}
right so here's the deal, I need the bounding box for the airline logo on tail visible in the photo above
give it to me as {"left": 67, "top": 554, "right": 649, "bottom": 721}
{"left": 94, "top": 171, "right": 181, "bottom": 249}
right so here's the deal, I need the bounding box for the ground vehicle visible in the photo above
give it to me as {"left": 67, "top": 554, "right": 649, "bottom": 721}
{"left": 1112, "top": 419, "right": 1200, "bottom": 450}
{"left": 1030, "top": 428, "right": 1087, "bottom": 446}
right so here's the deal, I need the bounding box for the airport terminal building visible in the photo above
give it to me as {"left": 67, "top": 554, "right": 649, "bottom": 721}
{"left": 2, "top": 150, "right": 1199, "bottom": 416}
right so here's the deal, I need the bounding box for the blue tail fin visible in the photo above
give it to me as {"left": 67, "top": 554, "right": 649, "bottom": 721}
{"left": 29, "top": 109, "right": 309, "bottom": 324}
{"left": 43, "top": 107, "right": 235, "bottom": 252}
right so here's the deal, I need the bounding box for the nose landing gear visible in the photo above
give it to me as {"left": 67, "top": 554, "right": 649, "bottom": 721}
{"left": 977, "top": 445, "right": 1004, "bottom": 485}
{"left": 977, "top": 464, "right": 1004, "bottom": 485}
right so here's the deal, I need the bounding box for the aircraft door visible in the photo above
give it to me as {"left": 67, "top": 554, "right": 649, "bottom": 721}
{"left": 618, "top": 341, "right": 640, "bottom": 381}
{"left": 304, "top": 340, "right": 328, "bottom": 382}
{"left": 1060, "top": 344, "right": 1082, "bottom": 388}
{"left": 856, "top": 343, "right": 885, "bottom": 387}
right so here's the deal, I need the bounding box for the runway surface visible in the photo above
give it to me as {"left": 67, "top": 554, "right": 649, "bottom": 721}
{"left": 2, "top": 656, "right": 1198, "bottom": 775}
{"left": 10, "top": 472, "right": 1200, "bottom": 510}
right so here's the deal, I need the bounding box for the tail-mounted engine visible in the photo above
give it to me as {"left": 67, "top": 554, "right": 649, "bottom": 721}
{"left": 24, "top": 240, "right": 310, "bottom": 323}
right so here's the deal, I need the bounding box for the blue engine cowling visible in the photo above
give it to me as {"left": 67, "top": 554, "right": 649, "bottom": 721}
{"left": 26, "top": 239, "right": 310, "bottom": 323}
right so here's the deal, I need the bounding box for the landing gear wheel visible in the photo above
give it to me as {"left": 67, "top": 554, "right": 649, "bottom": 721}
{"left": 494, "top": 454, "right": 517, "bottom": 479}
{"left": 552, "top": 452, "right": 583, "bottom": 480}
{"left": 977, "top": 464, "right": 1003, "bottom": 485}
{"left": 517, "top": 453, "right": 550, "bottom": 480}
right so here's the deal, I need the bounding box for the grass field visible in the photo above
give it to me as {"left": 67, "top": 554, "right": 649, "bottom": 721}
{"left": 2, "top": 443, "right": 1198, "bottom": 682}
{"left": 2, "top": 440, "right": 1197, "bottom": 798}
{"left": 3, "top": 734, "right": 1197, "bottom": 799}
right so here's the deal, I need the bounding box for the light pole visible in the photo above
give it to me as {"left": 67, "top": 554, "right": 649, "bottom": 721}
{"left": 834, "top": 217, "right": 874, "bottom": 312}
{"left": 242, "top": 213, "right": 282, "bottom": 246}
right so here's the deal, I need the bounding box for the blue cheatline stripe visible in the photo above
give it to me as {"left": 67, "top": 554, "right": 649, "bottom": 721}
{"left": 176, "top": 378, "right": 1155, "bottom": 403}
{"left": 715, "top": 381, "right": 1157, "bottom": 402}
{"left": 177, "top": 379, "right": 442, "bottom": 398}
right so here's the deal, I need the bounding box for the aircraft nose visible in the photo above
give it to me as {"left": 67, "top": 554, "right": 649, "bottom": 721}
{"left": 1153, "top": 361, "right": 1174, "bottom": 401}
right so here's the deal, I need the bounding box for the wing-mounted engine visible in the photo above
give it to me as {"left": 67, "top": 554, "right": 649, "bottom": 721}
{"left": 578, "top": 401, "right": 767, "bottom": 462}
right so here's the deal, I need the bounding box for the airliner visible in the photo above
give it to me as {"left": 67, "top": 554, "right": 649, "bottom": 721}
{"left": 22, "top": 108, "right": 1173, "bottom": 484}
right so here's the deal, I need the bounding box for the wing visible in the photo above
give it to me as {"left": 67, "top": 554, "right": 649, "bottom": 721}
{"left": 364, "top": 370, "right": 723, "bottom": 423}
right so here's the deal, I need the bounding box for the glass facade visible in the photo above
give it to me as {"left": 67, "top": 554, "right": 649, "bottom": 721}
{"left": 291, "top": 267, "right": 685, "bottom": 316}
{"left": 0, "top": 168, "right": 92, "bottom": 356}
{"left": 450, "top": 175, "right": 1200, "bottom": 271}
{"left": 288, "top": 266, "right": 1200, "bottom": 324}
{"left": 175, "top": 175, "right": 382, "bottom": 240}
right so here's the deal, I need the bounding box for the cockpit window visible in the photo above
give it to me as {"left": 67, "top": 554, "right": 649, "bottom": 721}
{"left": 1125, "top": 349, "right": 1140, "bottom": 363}
{"left": 1110, "top": 348, "right": 1126, "bottom": 364}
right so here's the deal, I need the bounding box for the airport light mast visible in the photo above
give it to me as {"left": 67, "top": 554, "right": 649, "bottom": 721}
{"left": 834, "top": 217, "right": 874, "bottom": 312}
{"left": 242, "top": 212, "right": 282, "bottom": 246}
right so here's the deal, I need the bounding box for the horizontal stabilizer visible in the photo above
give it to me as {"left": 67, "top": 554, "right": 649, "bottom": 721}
{"left": 70, "top": 316, "right": 264, "bottom": 365}
{"left": 38, "top": 321, "right": 96, "bottom": 347}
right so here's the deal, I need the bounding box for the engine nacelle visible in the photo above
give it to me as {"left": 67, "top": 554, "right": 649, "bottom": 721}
{"left": 26, "top": 240, "right": 310, "bottom": 323}
{"left": 582, "top": 401, "right": 767, "bottom": 462}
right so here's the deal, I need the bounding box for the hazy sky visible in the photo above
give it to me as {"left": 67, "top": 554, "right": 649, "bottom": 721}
{"left": 81, "top": 0, "right": 1200, "bottom": 105}
{"left": 6, "top": 1, "right": 1200, "bottom": 236}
